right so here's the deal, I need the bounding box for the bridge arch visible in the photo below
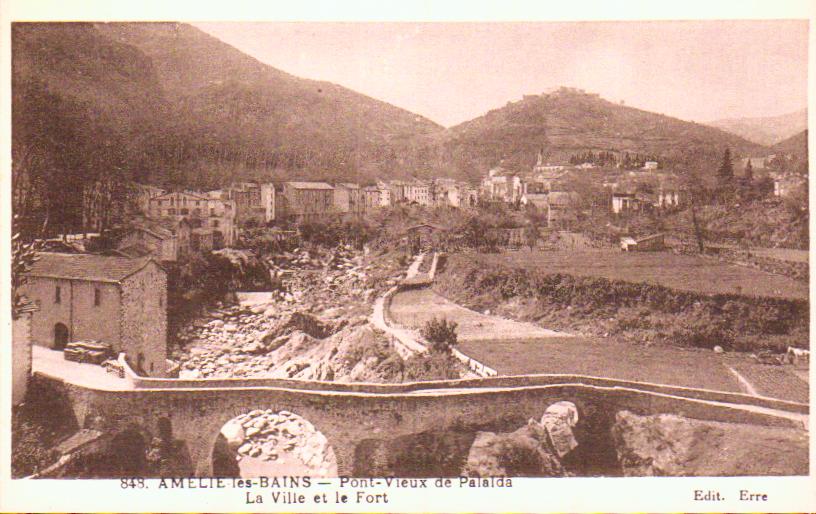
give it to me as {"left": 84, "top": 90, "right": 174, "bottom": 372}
{"left": 209, "top": 408, "right": 338, "bottom": 478}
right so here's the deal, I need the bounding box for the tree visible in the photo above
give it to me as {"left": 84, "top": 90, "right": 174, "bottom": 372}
{"left": 717, "top": 148, "right": 735, "bottom": 199}
{"left": 11, "top": 215, "right": 43, "bottom": 319}
{"left": 744, "top": 158, "right": 754, "bottom": 183}
{"left": 524, "top": 223, "right": 540, "bottom": 251}
{"left": 420, "top": 317, "right": 459, "bottom": 354}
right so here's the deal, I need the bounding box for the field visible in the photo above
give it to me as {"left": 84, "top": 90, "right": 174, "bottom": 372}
{"left": 457, "top": 338, "right": 808, "bottom": 402}
{"left": 457, "top": 337, "right": 742, "bottom": 393}
{"left": 468, "top": 250, "right": 808, "bottom": 300}
{"left": 748, "top": 247, "right": 809, "bottom": 263}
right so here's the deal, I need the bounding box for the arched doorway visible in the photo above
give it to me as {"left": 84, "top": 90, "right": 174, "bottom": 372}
{"left": 212, "top": 409, "right": 338, "bottom": 478}
{"left": 53, "top": 323, "right": 69, "bottom": 350}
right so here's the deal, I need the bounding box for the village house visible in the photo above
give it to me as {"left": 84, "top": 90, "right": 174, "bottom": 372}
{"left": 149, "top": 190, "right": 237, "bottom": 248}
{"left": 481, "top": 166, "right": 523, "bottom": 203}
{"left": 204, "top": 191, "right": 239, "bottom": 248}
{"left": 657, "top": 189, "right": 681, "bottom": 208}
{"left": 22, "top": 253, "right": 168, "bottom": 377}
{"left": 149, "top": 191, "right": 209, "bottom": 219}
{"left": 377, "top": 183, "right": 392, "bottom": 207}
{"left": 642, "top": 161, "right": 659, "bottom": 170}
{"left": 130, "top": 183, "right": 165, "bottom": 215}
{"left": 388, "top": 180, "right": 410, "bottom": 204}
{"left": 363, "top": 185, "right": 381, "bottom": 211}
{"left": 333, "top": 182, "right": 364, "bottom": 214}
{"left": 116, "top": 218, "right": 192, "bottom": 262}
{"left": 432, "top": 179, "right": 460, "bottom": 207}
{"left": 279, "top": 182, "right": 335, "bottom": 221}
{"left": 611, "top": 192, "right": 641, "bottom": 214}
{"left": 404, "top": 180, "right": 432, "bottom": 205}
{"left": 520, "top": 192, "right": 549, "bottom": 210}
{"left": 221, "top": 182, "right": 275, "bottom": 226}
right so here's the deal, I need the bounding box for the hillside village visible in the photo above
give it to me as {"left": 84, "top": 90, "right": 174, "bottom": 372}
{"left": 9, "top": 23, "right": 811, "bottom": 481}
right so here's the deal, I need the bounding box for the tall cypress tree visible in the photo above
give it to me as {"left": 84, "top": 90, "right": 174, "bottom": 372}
{"left": 717, "top": 148, "right": 735, "bottom": 185}
{"left": 744, "top": 158, "right": 754, "bottom": 183}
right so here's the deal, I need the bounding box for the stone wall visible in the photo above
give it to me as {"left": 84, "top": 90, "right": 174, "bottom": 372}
{"left": 12, "top": 314, "right": 32, "bottom": 406}
{"left": 22, "top": 277, "right": 121, "bottom": 349}
{"left": 120, "top": 261, "right": 167, "bottom": 377}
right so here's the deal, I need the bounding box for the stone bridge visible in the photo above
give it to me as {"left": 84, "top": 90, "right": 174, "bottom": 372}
{"left": 36, "top": 364, "right": 807, "bottom": 477}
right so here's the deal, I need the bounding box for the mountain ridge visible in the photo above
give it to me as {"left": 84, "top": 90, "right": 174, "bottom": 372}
{"left": 709, "top": 108, "right": 807, "bottom": 147}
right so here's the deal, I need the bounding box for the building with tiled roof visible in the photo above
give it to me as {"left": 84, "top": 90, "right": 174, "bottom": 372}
{"left": 22, "top": 253, "right": 167, "bottom": 377}
{"left": 279, "top": 182, "right": 336, "bottom": 221}
{"left": 116, "top": 217, "right": 191, "bottom": 262}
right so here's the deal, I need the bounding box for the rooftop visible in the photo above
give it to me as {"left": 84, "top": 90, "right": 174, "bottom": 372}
{"left": 28, "top": 253, "right": 157, "bottom": 284}
{"left": 286, "top": 181, "right": 335, "bottom": 190}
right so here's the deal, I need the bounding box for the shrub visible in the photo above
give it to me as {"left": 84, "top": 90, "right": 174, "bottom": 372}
{"left": 402, "top": 352, "right": 461, "bottom": 381}
{"left": 420, "top": 317, "right": 459, "bottom": 354}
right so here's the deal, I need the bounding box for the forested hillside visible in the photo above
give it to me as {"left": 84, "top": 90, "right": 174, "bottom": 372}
{"left": 12, "top": 22, "right": 443, "bottom": 235}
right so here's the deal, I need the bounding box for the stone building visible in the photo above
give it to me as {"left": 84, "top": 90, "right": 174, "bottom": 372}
{"left": 279, "top": 182, "right": 335, "bottom": 221}
{"left": 116, "top": 218, "right": 192, "bottom": 262}
{"left": 148, "top": 190, "right": 237, "bottom": 248}
{"left": 481, "top": 167, "right": 523, "bottom": 203}
{"left": 12, "top": 301, "right": 37, "bottom": 406}
{"left": 22, "top": 253, "right": 168, "bottom": 377}
{"left": 363, "top": 185, "right": 381, "bottom": 211}
{"left": 149, "top": 191, "right": 210, "bottom": 219}
{"left": 221, "top": 182, "right": 275, "bottom": 225}
{"left": 333, "top": 183, "right": 363, "bottom": 214}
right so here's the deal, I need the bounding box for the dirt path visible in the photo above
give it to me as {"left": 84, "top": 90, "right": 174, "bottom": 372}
{"left": 726, "top": 365, "right": 760, "bottom": 396}
{"left": 389, "top": 288, "right": 571, "bottom": 341}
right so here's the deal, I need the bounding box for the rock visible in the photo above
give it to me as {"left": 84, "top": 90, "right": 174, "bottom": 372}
{"left": 713, "top": 345, "right": 724, "bottom": 353}
{"left": 237, "top": 443, "right": 253, "bottom": 455}
{"left": 462, "top": 423, "right": 565, "bottom": 477}
{"left": 540, "top": 402, "right": 579, "bottom": 458}
{"left": 220, "top": 420, "right": 246, "bottom": 450}
{"left": 242, "top": 342, "right": 266, "bottom": 355}
{"left": 249, "top": 446, "right": 262, "bottom": 458}
{"left": 179, "top": 369, "right": 201, "bottom": 379}
{"left": 245, "top": 426, "right": 261, "bottom": 438}
{"left": 223, "top": 323, "right": 237, "bottom": 332}
{"left": 611, "top": 410, "right": 808, "bottom": 476}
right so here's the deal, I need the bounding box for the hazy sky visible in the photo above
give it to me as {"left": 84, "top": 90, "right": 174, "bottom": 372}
{"left": 193, "top": 20, "right": 808, "bottom": 127}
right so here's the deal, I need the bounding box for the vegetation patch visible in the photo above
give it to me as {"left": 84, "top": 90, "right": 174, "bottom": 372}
{"left": 436, "top": 253, "right": 808, "bottom": 353}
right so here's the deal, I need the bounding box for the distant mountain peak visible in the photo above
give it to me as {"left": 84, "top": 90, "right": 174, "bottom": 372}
{"left": 708, "top": 108, "right": 807, "bottom": 146}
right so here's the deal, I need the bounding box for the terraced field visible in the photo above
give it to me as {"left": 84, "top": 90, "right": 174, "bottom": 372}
{"left": 469, "top": 250, "right": 808, "bottom": 300}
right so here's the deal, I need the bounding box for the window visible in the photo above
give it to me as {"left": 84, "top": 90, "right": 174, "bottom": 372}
{"left": 210, "top": 208, "right": 215, "bottom": 216}
{"left": 159, "top": 296, "right": 163, "bottom": 308}
{"left": 180, "top": 208, "right": 189, "bottom": 215}
{"left": 213, "top": 220, "right": 220, "bottom": 228}
{"left": 94, "top": 288, "right": 101, "bottom": 306}
{"left": 55, "top": 286, "right": 61, "bottom": 304}
{"left": 168, "top": 208, "right": 176, "bottom": 215}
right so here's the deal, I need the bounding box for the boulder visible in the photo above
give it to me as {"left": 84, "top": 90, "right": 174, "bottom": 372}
{"left": 220, "top": 420, "right": 246, "bottom": 450}
{"left": 462, "top": 421, "right": 566, "bottom": 477}
{"left": 612, "top": 410, "right": 809, "bottom": 476}
{"left": 540, "top": 401, "right": 579, "bottom": 458}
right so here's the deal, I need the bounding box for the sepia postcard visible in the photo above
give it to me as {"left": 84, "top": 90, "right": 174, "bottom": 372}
{"left": 1, "top": 0, "right": 814, "bottom": 512}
